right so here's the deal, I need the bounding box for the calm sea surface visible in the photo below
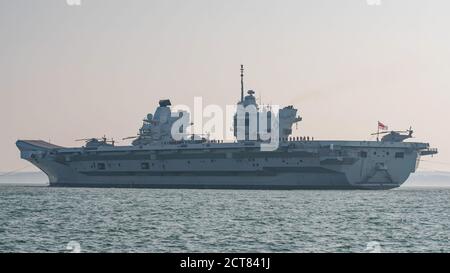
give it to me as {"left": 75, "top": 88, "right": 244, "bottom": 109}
{"left": 0, "top": 186, "right": 449, "bottom": 253}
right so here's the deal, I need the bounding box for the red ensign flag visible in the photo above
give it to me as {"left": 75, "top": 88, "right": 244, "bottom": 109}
{"left": 378, "top": 121, "right": 388, "bottom": 130}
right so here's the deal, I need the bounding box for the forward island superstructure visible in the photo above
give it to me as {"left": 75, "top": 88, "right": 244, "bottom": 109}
{"left": 16, "top": 66, "right": 438, "bottom": 189}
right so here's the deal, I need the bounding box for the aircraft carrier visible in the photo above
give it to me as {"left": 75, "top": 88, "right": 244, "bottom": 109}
{"left": 16, "top": 66, "right": 438, "bottom": 189}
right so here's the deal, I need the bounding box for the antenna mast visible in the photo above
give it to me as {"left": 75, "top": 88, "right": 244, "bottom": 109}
{"left": 240, "top": 64, "right": 244, "bottom": 102}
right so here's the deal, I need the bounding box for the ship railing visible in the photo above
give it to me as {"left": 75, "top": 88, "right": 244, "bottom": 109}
{"left": 420, "top": 148, "right": 438, "bottom": 156}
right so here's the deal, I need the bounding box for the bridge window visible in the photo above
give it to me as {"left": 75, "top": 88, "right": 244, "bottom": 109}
{"left": 395, "top": 152, "right": 404, "bottom": 158}
{"left": 141, "top": 162, "right": 150, "bottom": 169}
{"left": 97, "top": 163, "right": 106, "bottom": 170}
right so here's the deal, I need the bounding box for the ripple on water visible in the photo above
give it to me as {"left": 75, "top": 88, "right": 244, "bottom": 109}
{"left": 0, "top": 186, "right": 449, "bottom": 252}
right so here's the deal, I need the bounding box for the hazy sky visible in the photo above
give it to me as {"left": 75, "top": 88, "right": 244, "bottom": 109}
{"left": 1, "top": 0, "right": 449, "bottom": 172}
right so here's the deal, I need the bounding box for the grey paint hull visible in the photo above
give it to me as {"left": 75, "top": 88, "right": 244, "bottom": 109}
{"left": 48, "top": 177, "right": 399, "bottom": 190}
{"left": 16, "top": 140, "right": 434, "bottom": 190}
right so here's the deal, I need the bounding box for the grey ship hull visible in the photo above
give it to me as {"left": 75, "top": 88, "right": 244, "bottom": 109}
{"left": 16, "top": 140, "right": 437, "bottom": 190}
{"left": 38, "top": 174, "right": 396, "bottom": 190}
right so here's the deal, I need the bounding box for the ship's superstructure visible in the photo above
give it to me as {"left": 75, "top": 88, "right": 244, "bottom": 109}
{"left": 232, "top": 65, "right": 302, "bottom": 142}
{"left": 128, "top": 99, "right": 191, "bottom": 146}
{"left": 16, "top": 66, "right": 438, "bottom": 189}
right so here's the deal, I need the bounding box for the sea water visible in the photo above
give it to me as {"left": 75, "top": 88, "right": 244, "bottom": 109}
{"left": 0, "top": 185, "right": 449, "bottom": 252}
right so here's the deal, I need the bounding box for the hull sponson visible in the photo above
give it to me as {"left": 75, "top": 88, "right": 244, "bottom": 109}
{"left": 16, "top": 140, "right": 432, "bottom": 190}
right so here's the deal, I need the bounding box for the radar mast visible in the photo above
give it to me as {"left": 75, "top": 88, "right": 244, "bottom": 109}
{"left": 240, "top": 64, "right": 244, "bottom": 102}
